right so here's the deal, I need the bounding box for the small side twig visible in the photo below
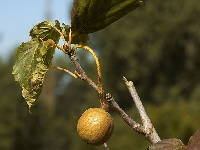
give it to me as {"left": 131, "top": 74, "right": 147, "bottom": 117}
{"left": 56, "top": 67, "right": 78, "bottom": 78}
{"left": 123, "top": 76, "right": 152, "bottom": 130}
{"left": 123, "top": 76, "right": 161, "bottom": 144}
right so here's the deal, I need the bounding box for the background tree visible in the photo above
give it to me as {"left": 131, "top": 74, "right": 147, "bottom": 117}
{"left": 90, "top": 0, "right": 200, "bottom": 147}
{"left": 94, "top": 0, "right": 200, "bottom": 107}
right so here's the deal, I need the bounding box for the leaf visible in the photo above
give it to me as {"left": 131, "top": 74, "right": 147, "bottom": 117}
{"left": 71, "top": 0, "right": 145, "bottom": 34}
{"left": 184, "top": 129, "right": 200, "bottom": 150}
{"left": 148, "top": 138, "right": 185, "bottom": 150}
{"left": 13, "top": 20, "right": 61, "bottom": 111}
{"left": 12, "top": 39, "right": 56, "bottom": 111}
{"left": 30, "top": 20, "right": 61, "bottom": 43}
{"left": 61, "top": 23, "right": 89, "bottom": 44}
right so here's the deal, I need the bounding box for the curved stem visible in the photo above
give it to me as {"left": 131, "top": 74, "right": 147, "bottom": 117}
{"left": 72, "top": 45, "right": 104, "bottom": 106}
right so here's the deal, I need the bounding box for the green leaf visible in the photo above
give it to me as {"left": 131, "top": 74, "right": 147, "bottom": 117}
{"left": 148, "top": 138, "right": 185, "bottom": 150}
{"left": 12, "top": 39, "right": 56, "bottom": 111}
{"left": 71, "top": 0, "right": 145, "bottom": 34}
{"left": 185, "top": 129, "right": 200, "bottom": 150}
{"left": 13, "top": 20, "right": 61, "bottom": 111}
{"left": 30, "top": 20, "right": 61, "bottom": 43}
{"left": 61, "top": 23, "right": 89, "bottom": 44}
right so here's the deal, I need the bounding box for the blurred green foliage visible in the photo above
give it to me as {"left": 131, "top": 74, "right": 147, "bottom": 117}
{"left": 0, "top": 0, "right": 200, "bottom": 149}
{"left": 95, "top": 0, "right": 200, "bottom": 107}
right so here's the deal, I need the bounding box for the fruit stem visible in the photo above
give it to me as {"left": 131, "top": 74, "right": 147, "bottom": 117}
{"left": 72, "top": 45, "right": 105, "bottom": 107}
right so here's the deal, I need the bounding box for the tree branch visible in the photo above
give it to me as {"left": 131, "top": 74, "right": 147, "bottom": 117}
{"left": 123, "top": 76, "right": 161, "bottom": 144}
{"left": 106, "top": 93, "right": 144, "bottom": 132}
{"left": 68, "top": 51, "right": 99, "bottom": 92}
{"left": 67, "top": 48, "right": 160, "bottom": 144}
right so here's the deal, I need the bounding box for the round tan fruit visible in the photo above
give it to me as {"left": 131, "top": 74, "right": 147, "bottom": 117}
{"left": 77, "top": 108, "right": 114, "bottom": 146}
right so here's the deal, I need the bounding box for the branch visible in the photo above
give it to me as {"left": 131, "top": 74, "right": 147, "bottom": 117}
{"left": 66, "top": 45, "right": 160, "bottom": 144}
{"left": 106, "top": 93, "right": 144, "bottom": 132}
{"left": 56, "top": 67, "right": 78, "bottom": 78}
{"left": 71, "top": 45, "right": 105, "bottom": 106}
{"left": 68, "top": 51, "right": 99, "bottom": 92}
{"left": 68, "top": 50, "right": 110, "bottom": 111}
{"left": 123, "top": 76, "right": 161, "bottom": 144}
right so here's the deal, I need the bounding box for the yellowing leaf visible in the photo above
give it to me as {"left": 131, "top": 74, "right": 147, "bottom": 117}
{"left": 30, "top": 20, "right": 61, "bottom": 43}
{"left": 13, "top": 20, "right": 61, "bottom": 111}
{"left": 12, "top": 39, "right": 56, "bottom": 111}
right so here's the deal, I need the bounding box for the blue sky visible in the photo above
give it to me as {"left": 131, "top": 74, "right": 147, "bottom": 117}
{"left": 0, "top": 0, "right": 73, "bottom": 60}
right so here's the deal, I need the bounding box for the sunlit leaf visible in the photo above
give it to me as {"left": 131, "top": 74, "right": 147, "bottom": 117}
{"left": 71, "top": 0, "right": 146, "bottom": 34}
{"left": 148, "top": 138, "right": 185, "bottom": 150}
{"left": 30, "top": 20, "right": 61, "bottom": 43}
{"left": 13, "top": 20, "right": 61, "bottom": 111}
{"left": 12, "top": 39, "right": 56, "bottom": 111}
